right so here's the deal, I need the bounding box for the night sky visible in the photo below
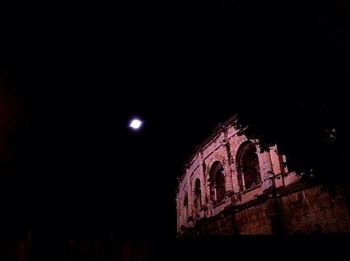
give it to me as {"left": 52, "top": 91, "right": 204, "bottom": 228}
{"left": 1, "top": 1, "right": 349, "bottom": 239}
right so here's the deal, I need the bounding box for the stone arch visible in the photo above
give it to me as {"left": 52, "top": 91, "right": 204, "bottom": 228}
{"left": 208, "top": 161, "right": 226, "bottom": 203}
{"left": 236, "top": 141, "right": 261, "bottom": 191}
{"left": 194, "top": 178, "right": 201, "bottom": 208}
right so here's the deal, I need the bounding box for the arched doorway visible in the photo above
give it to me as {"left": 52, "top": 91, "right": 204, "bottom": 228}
{"left": 208, "top": 161, "right": 226, "bottom": 204}
{"left": 194, "top": 178, "right": 201, "bottom": 209}
{"left": 236, "top": 141, "right": 261, "bottom": 191}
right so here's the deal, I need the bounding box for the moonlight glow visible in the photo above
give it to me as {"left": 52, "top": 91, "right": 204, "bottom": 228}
{"left": 129, "top": 118, "right": 143, "bottom": 130}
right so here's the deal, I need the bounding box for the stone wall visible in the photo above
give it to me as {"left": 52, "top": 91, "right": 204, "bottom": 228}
{"left": 189, "top": 184, "right": 350, "bottom": 236}
{"left": 281, "top": 184, "right": 350, "bottom": 234}
{"left": 235, "top": 202, "right": 272, "bottom": 235}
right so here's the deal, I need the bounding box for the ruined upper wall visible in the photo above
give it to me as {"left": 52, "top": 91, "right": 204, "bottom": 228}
{"left": 179, "top": 115, "right": 239, "bottom": 183}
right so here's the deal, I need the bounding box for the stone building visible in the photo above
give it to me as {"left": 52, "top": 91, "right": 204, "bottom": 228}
{"left": 176, "top": 115, "right": 350, "bottom": 235}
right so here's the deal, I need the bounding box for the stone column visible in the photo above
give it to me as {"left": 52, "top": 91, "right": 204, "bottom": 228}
{"left": 230, "top": 165, "right": 240, "bottom": 193}
{"left": 230, "top": 136, "right": 243, "bottom": 193}
{"left": 269, "top": 145, "right": 282, "bottom": 174}
{"left": 257, "top": 146, "right": 274, "bottom": 191}
{"left": 204, "top": 162, "right": 214, "bottom": 217}
{"left": 176, "top": 193, "right": 181, "bottom": 231}
{"left": 269, "top": 146, "right": 285, "bottom": 188}
{"left": 223, "top": 166, "right": 234, "bottom": 193}
{"left": 222, "top": 130, "right": 235, "bottom": 193}
{"left": 198, "top": 151, "right": 207, "bottom": 207}
{"left": 223, "top": 154, "right": 234, "bottom": 193}
{"left": 186, "top": 170, "right": 193, "bottom": 217}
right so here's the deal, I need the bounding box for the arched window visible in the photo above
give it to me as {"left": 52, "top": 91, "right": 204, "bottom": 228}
{"left": 209, "top": 161, "right": 226, "bottom": 203}
{"left": 236, "top": 141, "right": 261, "bottom": 191}
{"left": 183, "top": 191, "right": 189, "bottom": 221}
{"left": 184, "top": 192, "right": 188, "bottom": 207}
{"left": 194, "top": 178, "right": 201, "bottom": 208}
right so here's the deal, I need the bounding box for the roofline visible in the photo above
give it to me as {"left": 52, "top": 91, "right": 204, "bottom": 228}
{"left": 177, "top": 114, "right": 239, "bottom": 184}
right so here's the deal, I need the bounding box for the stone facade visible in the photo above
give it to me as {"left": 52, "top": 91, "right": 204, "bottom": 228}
{"left": 176, "top": 115, "right": 350, "bottom": 235}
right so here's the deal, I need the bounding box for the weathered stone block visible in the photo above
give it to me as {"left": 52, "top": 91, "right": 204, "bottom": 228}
{"left": 325, "top": 209, "right": 334, "bottom": 218}
{"left": 326, "top": 217, "right": 337, "bottom": 225}
{"left": 297, "top": 216, "right": 306, "bottom": 224}
{"left": 312, "top": 204, "right": 320, "bottom": 212}
{"left": 320, "top": 195, "right": 332, "bottom": 209}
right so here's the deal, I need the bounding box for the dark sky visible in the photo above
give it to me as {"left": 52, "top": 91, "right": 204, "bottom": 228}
{"left": 1, "top": 1, "right": 349, "bottom": 238}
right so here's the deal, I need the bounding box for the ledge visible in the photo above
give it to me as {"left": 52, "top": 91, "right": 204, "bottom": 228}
{"left": 213, "top": 200, "right": 226, "bottom": 208}
{"left": 242, "top": 183, "right": 262, "bottom": 194}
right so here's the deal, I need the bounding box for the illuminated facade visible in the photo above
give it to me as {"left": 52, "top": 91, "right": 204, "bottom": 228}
{"left": 176, "top": 116, "right": 350, "bottom": 235}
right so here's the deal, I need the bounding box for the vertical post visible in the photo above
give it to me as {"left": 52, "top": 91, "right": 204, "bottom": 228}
{"left": 198, "top": 151, "right": 207, "bottom": 209}
{"left": 176, "top": 193, "right": 180, "bottom": 233}
{"left": 258, "top": 148, "right": 274, "bottom": 191}
{"left": 268, "top": 173, "right": 285, "bottom": 235}
{"left": 222, "top": 131, "right": 234, "bottom": 193}
{"left": 186, "top": 170, "right": 193, "bottom": 218}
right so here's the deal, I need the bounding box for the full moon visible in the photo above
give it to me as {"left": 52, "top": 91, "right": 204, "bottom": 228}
{"left": 129, "top": 118, "right": 143, "bottom": 130}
